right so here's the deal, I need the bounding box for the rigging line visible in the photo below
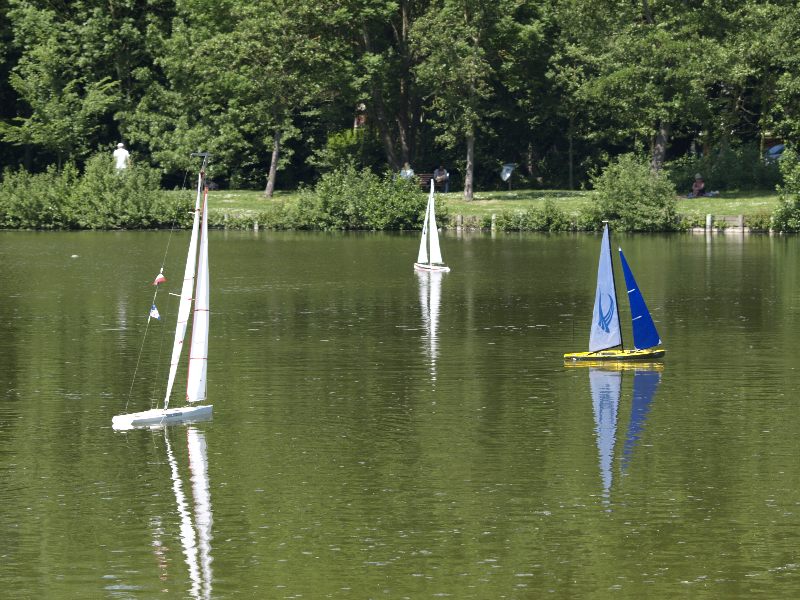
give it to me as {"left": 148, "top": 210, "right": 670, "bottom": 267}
{"left": 150, "top": 171, "right": 194, "bottom": 403}
{"left": 124, "top": 312, "right": 154, "bottom": 413}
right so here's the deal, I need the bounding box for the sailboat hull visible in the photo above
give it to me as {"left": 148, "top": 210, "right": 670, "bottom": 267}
{"left": 112, "top": 405, "right": 213, "bottom": 430}
{"left": 564, "top": 348, "right": 665, "bottom": 362}
{"left": 414, "top": 262, "right": 450, "bottom": 272}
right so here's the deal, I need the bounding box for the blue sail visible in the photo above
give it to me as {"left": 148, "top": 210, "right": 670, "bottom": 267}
{"left": 589, "top": 224, "right": 622, "bottom": 352}
{"left": 618, "top": 249, "right": 661, "bottom": 350}
{"left": 621, "top": 369, "right": 661, "bottom": 472}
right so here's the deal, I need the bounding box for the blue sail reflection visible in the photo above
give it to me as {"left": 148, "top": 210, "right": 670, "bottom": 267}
{"left": 588, "top": 365, "right": 661, "bottom": 504}
{"left": 621, "top": 369, "right": 661, "bottom": 472}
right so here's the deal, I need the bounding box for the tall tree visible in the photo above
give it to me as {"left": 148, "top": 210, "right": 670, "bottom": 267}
{"left": 412, "top": 0, "right": 506, "bottom": 200}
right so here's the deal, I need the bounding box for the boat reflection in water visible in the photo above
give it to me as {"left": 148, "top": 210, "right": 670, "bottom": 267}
{"left": 158, "top": 426, "right": 213, "bottom": 599}
{"left": 416, "top": 270, "right": 444, "bottom": 382}
{"left": 571, "top": 362, "right": 662, "bottom": 506}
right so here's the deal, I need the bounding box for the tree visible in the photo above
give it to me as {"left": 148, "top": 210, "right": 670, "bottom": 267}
{"left": 0, "top": 2, "right": 121, "bottom": 167}
{"left": 412, "top": 0, "right": 507, "bottom": 200}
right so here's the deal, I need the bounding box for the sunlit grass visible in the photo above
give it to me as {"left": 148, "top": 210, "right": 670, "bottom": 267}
{"left": 201, "top": 188, "right": 781, "bottom": 220}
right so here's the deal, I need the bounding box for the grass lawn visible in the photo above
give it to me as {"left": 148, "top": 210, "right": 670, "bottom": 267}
{"left": 206, "top": 188, "right": 781, "bottom": 221}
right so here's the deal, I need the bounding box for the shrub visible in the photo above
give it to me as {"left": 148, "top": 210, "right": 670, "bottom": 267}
{"left": 296, "top": 166, "right": 428, "bottom": 230}
{"left": 0, "top": 154, "right": 188, "bottom": 230}
{"left": 494, "top": 199, "right": 573, "bottom": 231}
{"left": 772, "top": 149, "right": 800, "bottom": 232}
{"left": 0, "top": 164, "right": 79, "bottom": 229}
{"left": 75, "top": 154, "right": 184, "bottom": 229}
{"left": 590, "top": 153, "right": 678, "bottom": 231}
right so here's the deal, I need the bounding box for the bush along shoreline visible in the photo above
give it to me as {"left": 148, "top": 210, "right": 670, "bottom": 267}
{"left": 2, "top": 156, "right": 800, "bottom": 233}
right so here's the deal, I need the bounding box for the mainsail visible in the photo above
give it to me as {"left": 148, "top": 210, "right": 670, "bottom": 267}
{"left": 619, "top": 249, "right": 661, "bottom": 350}
{"left": 589, "top": 224, "right": 622, "bottom": 352}
{"left": 187, "top": 185, "right": 210, "bottom": 403}
{"left": 164, "top": 173, "right": 203, "bottom": 409}
{"left": 416, "top": 194, "right": 430, "bottom": 264}
{"left": 427, "top": 186, "right": 444, "bottom": 265}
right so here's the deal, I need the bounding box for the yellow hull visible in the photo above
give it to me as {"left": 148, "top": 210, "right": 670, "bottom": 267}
{"left": 563, "top": 348, "right": 665, "bottom": 362}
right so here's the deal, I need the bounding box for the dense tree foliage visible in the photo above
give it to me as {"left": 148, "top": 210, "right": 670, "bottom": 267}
{"left": 1, "top": 0, "right": 798, "bottom": 197}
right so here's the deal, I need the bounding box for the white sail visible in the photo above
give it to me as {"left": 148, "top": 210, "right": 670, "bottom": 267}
{"left": 164, "top": 174, "right": 203, "bottom": 409}
{"left": 427, "top": 183, "right": 444, "bottom": 265}
{"left": 416, "top": 187, "right": 431, "bottom": 264}
{"left": 589, "top": 224, "right": 622, "bottom": 352}
{"left": 187, "top": 187, "right": 210, "bottom": 403}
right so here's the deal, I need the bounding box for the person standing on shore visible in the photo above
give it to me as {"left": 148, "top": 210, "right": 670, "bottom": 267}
{"left": 113, "top": 142, "right": 130, "bottom": 170}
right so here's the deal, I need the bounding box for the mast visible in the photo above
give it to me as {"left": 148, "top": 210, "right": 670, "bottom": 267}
{"left": 606, "top": 222, "right": 624, "bottom": 350}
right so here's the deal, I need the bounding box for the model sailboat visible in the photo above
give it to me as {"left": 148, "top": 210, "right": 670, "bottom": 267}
{"left": 564, "top": 223, "right": 664, "bottom": 361}
{"left": 113, "top": 153, "right": 214, "bottom": 430}
{"left": 414, "top": 180, "right": 450, "bottom": 272}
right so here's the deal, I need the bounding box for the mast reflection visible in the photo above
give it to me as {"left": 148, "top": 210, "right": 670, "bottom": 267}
{"left": 162, "top": 426, "right": 213, "bottom": 599}
{"left": 416, "top": 270, "right": 444, "bottom": 381}
{"left": 572, "top": 363, "right": 662, "bottom": 505}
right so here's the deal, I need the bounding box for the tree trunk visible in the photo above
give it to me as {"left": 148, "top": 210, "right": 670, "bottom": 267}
{"left": 651, "top": 121, "right": 670, "bottom": 172}
{"left": 264, "top": 128, "right": 281, "bottom": 198}
{"left": 568, "top": 115, "right": 575, "bottom": 190}
{"left": 464, "top": 131, "right": 475, "bottom": 201}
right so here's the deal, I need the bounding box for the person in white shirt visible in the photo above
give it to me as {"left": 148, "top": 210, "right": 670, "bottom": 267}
{"left": 113, "top": 142, "right": 130, "bottom": 170}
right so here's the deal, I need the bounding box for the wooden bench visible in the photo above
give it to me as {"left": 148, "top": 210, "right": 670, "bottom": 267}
{"left": 417, "top": 173, "right": 449, "bottom": 191}
{"left": 418, "top": 173, "right": 434, "bottom": 190}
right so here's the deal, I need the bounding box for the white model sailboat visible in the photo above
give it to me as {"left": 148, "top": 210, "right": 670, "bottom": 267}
{"left": 414, "top": 180, "right": 450, "bottom": 272}
{"left": 113, "top": 153, "right": 213, "bottom": 430}
{"left": 564, "top": 222, "right": 664, "bottom": 361}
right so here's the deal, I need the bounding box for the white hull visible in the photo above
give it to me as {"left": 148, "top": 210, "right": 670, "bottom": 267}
{"left": 112, "top": 405, "right": 213, "bottom": 430}
{"left": 414, "top": 262, "right": 450, "bottom": 272}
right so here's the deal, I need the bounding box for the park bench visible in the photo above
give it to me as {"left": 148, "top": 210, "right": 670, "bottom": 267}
{"left": 418, "top": 173, "right": 434, "bottom": 190}
{"left": 417, "top": 173, "right": 449, "bottom": 191}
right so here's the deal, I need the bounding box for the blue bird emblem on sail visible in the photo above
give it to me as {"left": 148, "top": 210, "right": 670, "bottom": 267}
{"left": 597, "top": 293, "right": 615, "bottom": 333}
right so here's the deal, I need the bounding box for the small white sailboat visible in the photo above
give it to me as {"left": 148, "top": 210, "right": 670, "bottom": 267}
{"left": 564, "top": 222, "right": 664, "bottom": 361}
{"left": 113, "top": 153, "right": 214, "bottom": 430}
{"left": 414, "top": 179, "right": 450, "bottom": 272}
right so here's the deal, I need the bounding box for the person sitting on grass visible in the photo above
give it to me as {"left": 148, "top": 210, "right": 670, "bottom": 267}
{"left": 688, "top": 173, "right": 705, "bottom": 198}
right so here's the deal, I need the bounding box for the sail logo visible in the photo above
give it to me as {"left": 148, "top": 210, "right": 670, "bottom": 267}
{"left": 597, "top": 293, "right": 615, "bottom": 333}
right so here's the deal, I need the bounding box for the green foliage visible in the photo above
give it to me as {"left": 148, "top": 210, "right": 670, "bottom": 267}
{"left": 74, "top": 155, "right": 189, "bottom": 229}
{"left": 311, "top": 128, "right": 385, "bottom": 173}
{"left": 772, "top": 150, "right": 800, "bottom": 232}
{"left": 590, "top": 153, "right": 678, "bottom": 232}
{"left": 746, "top": 213, "right": 772, "bottom": 232}
{"left": 296, "top": 166, "right": 429, "bottom": 230}
{"left": 666, "top": 144, "right": 781, "bottom": 192}
{"left": 494, "top": 200, "right": 573, "bottom": 231}
{"left": 0, "top": 164, "right": 79, "bottom": 229}
{"left": 0, "top": 154, "right": 187, "bottom": 230}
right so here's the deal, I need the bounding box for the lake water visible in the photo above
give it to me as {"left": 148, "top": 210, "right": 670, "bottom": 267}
{"left": 1, "top": 229, "right": 799, "bottom": 598}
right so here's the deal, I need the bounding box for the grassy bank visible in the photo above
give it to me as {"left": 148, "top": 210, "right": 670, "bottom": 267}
{"left": 206, "top": 188, "right": 781, "bottom": 224}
